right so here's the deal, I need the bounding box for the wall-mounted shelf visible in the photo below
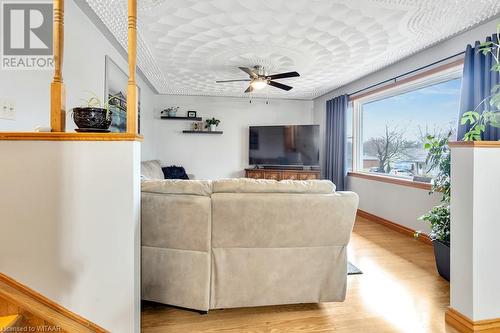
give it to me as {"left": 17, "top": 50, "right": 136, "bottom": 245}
{"left": 182, "top": 130, "right": 223, "bottom": 135}
{"left": 161, "top": 116, "right": 202, "bottom": 121}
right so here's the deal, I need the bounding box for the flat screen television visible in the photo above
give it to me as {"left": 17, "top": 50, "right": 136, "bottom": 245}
{"left": 249, "top": 125, "right": 320, "bottom": 167}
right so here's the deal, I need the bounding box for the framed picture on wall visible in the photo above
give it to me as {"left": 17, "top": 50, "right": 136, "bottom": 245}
{"left": 187, "top": 111, "right": 197, "bottom": 118}
{"left": 104, "top": 55, "right": 141, "bottom": 133}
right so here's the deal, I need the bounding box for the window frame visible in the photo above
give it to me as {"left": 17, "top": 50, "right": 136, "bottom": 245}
{"left": 348, "top": 61, "right": 463, "bottom": 188}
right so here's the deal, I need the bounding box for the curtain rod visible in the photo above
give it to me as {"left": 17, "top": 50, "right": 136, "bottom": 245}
{"left": 348, "top": 50, "right": 466, "bottom": 97}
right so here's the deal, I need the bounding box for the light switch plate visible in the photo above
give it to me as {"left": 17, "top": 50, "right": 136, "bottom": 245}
{"left": 0, "top": 98, "right": 16, "bottom": 120}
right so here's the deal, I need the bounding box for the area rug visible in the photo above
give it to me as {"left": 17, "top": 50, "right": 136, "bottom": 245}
{"left": 348, "top": 262, "right": 363, "bottom": 275}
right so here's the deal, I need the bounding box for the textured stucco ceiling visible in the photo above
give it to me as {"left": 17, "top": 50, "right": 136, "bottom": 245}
{"left": 86, "top": 0, "right": 500, "bottom": 99}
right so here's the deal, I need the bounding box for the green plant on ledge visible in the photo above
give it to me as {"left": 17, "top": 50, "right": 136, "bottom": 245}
{"left": 418, "top": 133, "right": 452, "bottom": 245}
{"left": 205, "top": 117, "right": 220, "bottom": 129}
{"left": 79, "top": 91, "right": 125, "bottom": 115}
{"left": 461, "top": 23, "right": 500, "bottom": 141}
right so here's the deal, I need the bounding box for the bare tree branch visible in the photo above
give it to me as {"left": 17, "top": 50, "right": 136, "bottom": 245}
{"left": 363, "top": 125, "right": 418, "bottom": 173}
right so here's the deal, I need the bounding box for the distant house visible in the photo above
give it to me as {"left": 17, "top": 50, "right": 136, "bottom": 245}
{"left": 362, "top": 155, "right": 380, "bottom": 169}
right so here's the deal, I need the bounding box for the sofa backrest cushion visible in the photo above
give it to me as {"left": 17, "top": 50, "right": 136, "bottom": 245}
{"left": 212, "top": 178, "right": 336, "bottom": 194}
{"left": 141, "top": 160, "right": 165, "bottom": 180}
{"left": 142, "top": 179, "right": 213, "bottom": 196}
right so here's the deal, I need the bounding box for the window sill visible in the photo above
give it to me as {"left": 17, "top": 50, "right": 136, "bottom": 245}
{"left": 347, "top": 171, "right": 432, "bottom": 191}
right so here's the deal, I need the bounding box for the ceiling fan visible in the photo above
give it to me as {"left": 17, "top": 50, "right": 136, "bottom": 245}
{"left": 216, "top": 66, "right": 300, "bottom": 93}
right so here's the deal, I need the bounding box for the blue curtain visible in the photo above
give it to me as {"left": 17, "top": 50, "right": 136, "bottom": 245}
{"left": 325, "top": 95, "right": 348, "bottom": 191}
{"left": 458, "top": 34, "right": 500, "bottom": 140}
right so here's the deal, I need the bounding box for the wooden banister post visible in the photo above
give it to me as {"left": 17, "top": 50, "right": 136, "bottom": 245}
{"left": 51, "top": 0, "right": 66, "bottom": 132}
{"left": 127, "top": 0, "right": 138, "bottom": 134}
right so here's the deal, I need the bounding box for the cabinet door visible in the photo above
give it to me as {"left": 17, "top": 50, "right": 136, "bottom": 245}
{"left": 246, "top": 171, "right": 263, "bottom": 179}
{"left": 264, "top": 171, "right": 281, "bottom": 180}
{"left": 299, "top": 173, "right": 319, "bottom": 180}
{"left": 282, "top": 171, "right": 299, "bottom": 180}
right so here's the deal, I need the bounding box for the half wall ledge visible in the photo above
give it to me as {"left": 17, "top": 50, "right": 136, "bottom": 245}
{"left": 448, "top": 141, "right": 500, "bottom": 148}
{"left": 0, "top": 132, "right": 144, "bottom": 141}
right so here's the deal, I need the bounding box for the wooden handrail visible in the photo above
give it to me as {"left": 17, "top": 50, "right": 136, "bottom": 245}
{"left": 0, "top": 273, "right": 108, "bottom": 332}
{"left": 50, "top": 0, "right": 66, "bottom": 132}
{"left": 126, "top": 0, "right": 138, "bottom": 134}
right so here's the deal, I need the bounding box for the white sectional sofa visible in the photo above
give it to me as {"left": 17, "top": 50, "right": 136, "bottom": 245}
{"left": 140, "top": 161, "right": 359, "bottom": 311}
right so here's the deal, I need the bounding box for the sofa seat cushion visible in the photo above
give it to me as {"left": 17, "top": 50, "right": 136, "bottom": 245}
{"left": 213, "top": 178, "right": 335, "bottom": 194}
{"left": 142, "top": 179, "right": 212, "bottom": 196}
{"left": 141, "top": 160, "right": 165, "bottom": 180}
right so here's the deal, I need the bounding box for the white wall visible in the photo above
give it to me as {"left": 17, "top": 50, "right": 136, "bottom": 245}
{"left": 0, "top": 0, "right": 156, "bottom": 160}
{"left": 0, "top": 3, "right": 146, "bottom": 331}
{"left": 0, "top": 141, "right": 141, "bottom": 333}
{"left": 313, "top": 18, "right": 499, "bottom": 231}
{"left": 349, "top": 177, "right": 441, "bottom": 234}
{"left": 149, "top": 95, "right": 314, "bottom": 180}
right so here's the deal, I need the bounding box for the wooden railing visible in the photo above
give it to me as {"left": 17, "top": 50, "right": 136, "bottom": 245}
{"left": 50, "top": 0, "right": 65, "bottom": 132}
{"left": 0, "top": 273, "right": 108, "bottom": 332}
{"left": 49, "top": 0, "right": 139, "bottom": 135}
{"left": 126, "top": 0, "right": 138, "bottom": 134}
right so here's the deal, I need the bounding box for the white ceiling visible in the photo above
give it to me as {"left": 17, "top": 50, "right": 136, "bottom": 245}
{"left": 86, "top": 0, "right": 500, "bottom": 100}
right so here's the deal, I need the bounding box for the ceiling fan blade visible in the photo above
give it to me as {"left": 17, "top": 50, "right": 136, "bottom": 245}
{"left": 268, "top": 80, "right": 293, "bottom": 91}
{"left": 268, "top": 71, "right": 300, "bottom": 80}
{"left": 244, "top": 85, "right": 254, "bottom": 93}
{"left": 216, "top": 79, "right": 251, "bottom": 83}
{"left": 239, "top": 67, "right": 257, "bottom": 78}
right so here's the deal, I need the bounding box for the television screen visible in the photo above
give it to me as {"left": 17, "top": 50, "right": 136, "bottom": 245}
{"left": 249, "top": 125, "right": 320, "bottom": 166}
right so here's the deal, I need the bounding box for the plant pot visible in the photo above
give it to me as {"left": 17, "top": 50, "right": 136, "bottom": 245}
{"left": 73, "top": 107, "right": 111, "bottom": 130}
{"left": 167, "top": 110, "right": 177, "bottom": 117}
{"left": 209, "top": 124, "right": 216, "bottom": 132}
{"left": 433, "top": 240, "right": 450, "bottom": 281}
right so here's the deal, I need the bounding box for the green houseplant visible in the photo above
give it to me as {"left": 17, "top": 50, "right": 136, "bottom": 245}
{"left": 161, "top": 106, "right": 180, "bottom": 117}
{"left": 461, "top": 24, "right": 500, "bottom": 141}
{"left": 419, "top": 133, "right": 451, "bottom": 280}
{"left": 205, "top": 117, "right": 220, "bottom": 131}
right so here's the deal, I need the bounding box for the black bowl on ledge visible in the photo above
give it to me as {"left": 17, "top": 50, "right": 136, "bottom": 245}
{"left": 72, "top": 107, "right": 112, "bottom": 131}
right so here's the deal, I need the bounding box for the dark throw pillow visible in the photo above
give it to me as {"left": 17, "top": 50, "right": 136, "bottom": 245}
{"left": 162, "top": 166, "right": 189, "bottom": 180}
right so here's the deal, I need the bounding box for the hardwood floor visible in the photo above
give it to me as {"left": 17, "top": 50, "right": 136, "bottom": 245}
{"left": 141, "top": 216, "right": 460, "bottom": 333}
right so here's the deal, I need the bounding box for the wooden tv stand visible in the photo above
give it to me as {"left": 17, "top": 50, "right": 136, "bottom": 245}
{"left": 245, "top": 168, "right": 320, "bottom": 181}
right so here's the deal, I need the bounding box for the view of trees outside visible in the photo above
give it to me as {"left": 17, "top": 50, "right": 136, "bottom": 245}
{"left": 360, "top": 78, "right": 461, "bottom": 180}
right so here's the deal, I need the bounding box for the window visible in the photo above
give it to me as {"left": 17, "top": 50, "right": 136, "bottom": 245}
{"left": 352, "top": 69, "right": 461, "bottom": 181}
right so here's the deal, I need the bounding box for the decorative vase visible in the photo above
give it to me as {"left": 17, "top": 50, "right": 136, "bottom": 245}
{"left": 72, "top": 107, "right": 112, "bottom": 130}
{"left": 209, "top": 124, "right": 216, "bottom": 132}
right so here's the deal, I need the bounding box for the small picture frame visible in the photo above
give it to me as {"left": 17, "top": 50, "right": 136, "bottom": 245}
{"left": 187, "top": 111, "right": 197, "bottom": 118}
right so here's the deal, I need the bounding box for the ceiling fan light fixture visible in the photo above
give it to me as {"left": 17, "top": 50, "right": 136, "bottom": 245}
{"left": 250, "top": 79, "right": 268, "bottom": 90}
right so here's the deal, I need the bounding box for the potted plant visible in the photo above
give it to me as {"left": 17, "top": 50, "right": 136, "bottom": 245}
{"left": 461, "top": 24, "right": 500, "bottom": 140}
{"left": 161, "top": 107, "right": 179, "bottom": 117}
{"left": 419, "top": 133, "right": 451, "bottom": 281}
{"left": 205, "top": 117, "right": 220, "bottom": 131}
{"left": 72, "top": 92, "right": 124, "bottom": 132}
